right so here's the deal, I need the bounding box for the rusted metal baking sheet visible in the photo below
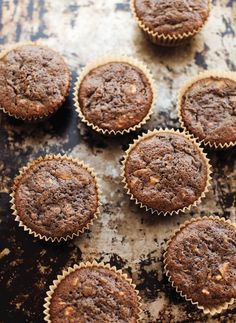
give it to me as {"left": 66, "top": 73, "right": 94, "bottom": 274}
{"left": 0, "top": 0, "right": 235, "bottom": 322}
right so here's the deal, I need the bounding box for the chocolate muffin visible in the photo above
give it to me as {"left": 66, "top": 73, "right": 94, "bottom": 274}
{"left": 0, "top": 43, "right": 70, "bottom": 120}
{"left": 123, "top": 130, "right": 211, "bottom": 214}
{"left": 179, "top": 74, "right": 236, "bottom": 148}
{"left": 44, "top": 263, "right": 141, "bottom": 322}
{"left": 164, "top": 217, "right": 236, "bottom": 313}
{"left": 131, "top": 0, "right": 211, "bottom": 45}
{"left": 11, "top": 155, "right": 99, "bottom": 241}
{"left": 75, "top": 59, "right": 154, "bottom": 134}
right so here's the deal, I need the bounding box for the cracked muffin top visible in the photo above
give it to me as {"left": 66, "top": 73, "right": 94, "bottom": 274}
{"left": 49, "top": 265, "right": 140, "bottom": 323}
{"left": 165, "top": 218, "right": 236, "bottom": 309}
{"left": 13, "top": 157, "right": 99, "bottom": 239}
{"left": 133, "top": 0, "right": 210, "bottom": 37}
{"left": 179, "top": 76, "right": 236, "bottom": 146}
{"left": 78, "top": 61, "right": 153, "bottom": 132}
{"left": 124, "top": 131, "right": 209, "bottom": 213}
{"left": 0, "top": 44, "right": 70, "bottom": 120}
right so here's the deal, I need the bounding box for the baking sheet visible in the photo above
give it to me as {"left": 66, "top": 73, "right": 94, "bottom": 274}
{"left": 0, "top": 0, "right": 235, "bottom": 322}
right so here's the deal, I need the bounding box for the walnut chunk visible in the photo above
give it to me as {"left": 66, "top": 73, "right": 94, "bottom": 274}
{"left": 64, "top": 306, "right": 75, "bottom": 317}
{"left": 72, "top": 277, "right": 79, "bottom": 286}
{"left": 193, "top": 246, "right": 201, "bottom": 255}
{"left": 55, "top": 171, "right": 72, "bottom": 180}
{"left": 119, "top": 291, "right": 125, "bottom": 297}
{"left": 219, "top": 262, "right": 229, "bottom": 277}
{"left": 201, "top": 289, "right": 210, "bottom": 295}
{"left": 165, "top": 154, "right": 173, "bottom": 161}
{"left": 183, "top": 269, "right": 190, "bottom": 273}
{"left": 59, "top": 300, "right": 66, "bottom": 305}
{"left": 149, "top": 176, "right": 159, "bottom": 185}
{"left": 130, "top": 85, "right": 137, "bottom": 94}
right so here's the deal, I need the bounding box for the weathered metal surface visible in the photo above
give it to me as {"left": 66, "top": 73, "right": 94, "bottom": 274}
{"left": 0, "top": 0, "right": 235, "bottom": 322}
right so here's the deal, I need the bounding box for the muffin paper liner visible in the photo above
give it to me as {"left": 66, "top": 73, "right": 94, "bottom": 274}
{"left": 43, "top": 260, "right": 142, "bottom": 322}
{"left": 121, "top": 128, "right": 212, "bottom": 216}
{"left": 0, "top": 42, "right": 71, "bottom": 121}
{"left": 163, "top": 215, "right": 236, "bottom": 315}
{"left": 10, "top": 154, "right": 101, "bottom": 242}
{"left": 130, "top": 0, "right": 212, "bottom": 46}
{"left": 73, "top": 55, "right": 156, "bottom": 135}
{"left": 177, "top": 71, "right": 236, "bottom": 149}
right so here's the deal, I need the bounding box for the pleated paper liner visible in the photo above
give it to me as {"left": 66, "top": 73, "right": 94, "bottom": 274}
{"left": 163, "top": 215, "right": 236, "bottom": 315}
{"left": 43, "top": 261, "right": 142, "bottom": 323}
{"left": 10, "top": 154, "right": 101, "bottom": 242}
{"left": 0, "top": 42, "right": 71, "bottom": 121}
{"left": 130, "top": 0, "right": 212, "bottom": 46}
{"left": 177, "top": 71, "right": 236, "bottom": 149}
{"left": 73, "top": 55, "right": 156, "bottom": 135}
{"left": 121, "top": 128, "right": 212, "bottom": 216}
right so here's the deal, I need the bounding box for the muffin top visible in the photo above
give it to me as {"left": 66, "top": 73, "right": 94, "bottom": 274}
{"left": 165, "top": 218, "right": 236, "bottom": 309}
{"left": 124, "top": 131, "right": 208, "bottom": 213}
{"left": 133, "top": 0, "right": 210, "bottom": 37}
{"left": 78, "top": 62, "right": 153, "bottom": 132}
{"left": 180, "top": 76, "right": 236, "bottom": 146}
{"left": 49, "top": 266, "right": 140, "bottom": 323}
{"left": 14, "top": 157, "right": 98, "bottom": 239}
{"left": 0, "top": 44, "right": 70, "bottom": 119}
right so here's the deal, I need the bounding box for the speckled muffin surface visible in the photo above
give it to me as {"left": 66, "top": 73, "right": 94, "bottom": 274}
{"left": 49, "top": 266, "right": 140, "bottom": 323}
{"left": 165, "top": 218, "right": 236, "bottom": 309}
{"left": 133, "top": 0, "right": 210, "bottom": 37}
{"left": 0, "top": 44, "right": 70, "bottom": 119}
{"left": 78, "top": 62, "right": 153, "bottom": 132}
{"left": 180, "top": 76, "right": 236, "bottom": 146}
{"left": 13, "top": 157, "right": 98, "bottom": 239}
{"left": 124, "top": 132, "right": 208, "bottom": 213}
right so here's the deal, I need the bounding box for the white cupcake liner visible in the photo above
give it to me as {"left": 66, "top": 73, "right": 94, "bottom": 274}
{"left": 73, "top": 55, "right": 156, "bottom": 135}
{"left": 0, "top": 41, "right": 71, "bottom": 121}
{"left": 121, "top": 128, "right": 212, "bottom": 215}
{"left": 177, "top": 71, "right": 236, "bottom": 149}
{"left": 43, "top": 260, "right": 142, "bottom": 322}
{"left": 164, "top": 215, "right": 236, "bottom": 315}
{"left": 130, "top": 0, "right": 212, "bottom": 46}
{"left": 10, "top": 154, "right": 101, "bottom": 242}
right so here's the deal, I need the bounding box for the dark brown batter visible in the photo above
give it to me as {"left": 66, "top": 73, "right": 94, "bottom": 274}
{"left": 124, "top": 132, "right": 208, "bottom": 212}
{"left": 49, "top": 266, "right": 140, "bottom": 323}
{"left": 134, "top": 0, "right": 210, "bottom": 36}
{"left": 0, "top": 44, "right": 70, "bottom": 119}
{"left": 180, "top": 76, "right": 236, "bottom": 145}
{"left": 14, "top": 158, "right": 98, "bottom": 239}
{"left": 78, "top": 62, "right": 153, "bottom": 132}
{"left": 165, "top": 218, "right": 236, "bottom": 308}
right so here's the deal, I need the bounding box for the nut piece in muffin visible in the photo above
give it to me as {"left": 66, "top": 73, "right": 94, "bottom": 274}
{"left": 123, "top": 129, "right": 211, "bottom": 214}
{"left": 11, "top": 155, "right": 99, "bottom": 241}
{"left": 178, "top": 73, "right": 236, "bottom": 148}
{"left": 164, "top": 217, "right": 236, "bottom": 314}
{"left": 44, "top": 262, "right": 141, "bottom": 323}
{"left": 0, "top": 43, "right": 70, "bottom": 120}
{"left": 75, "top": 59, "right": 154, "bottom": 134}
{"left": 131, "top": 0, "right": 211, "bottom": 45}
